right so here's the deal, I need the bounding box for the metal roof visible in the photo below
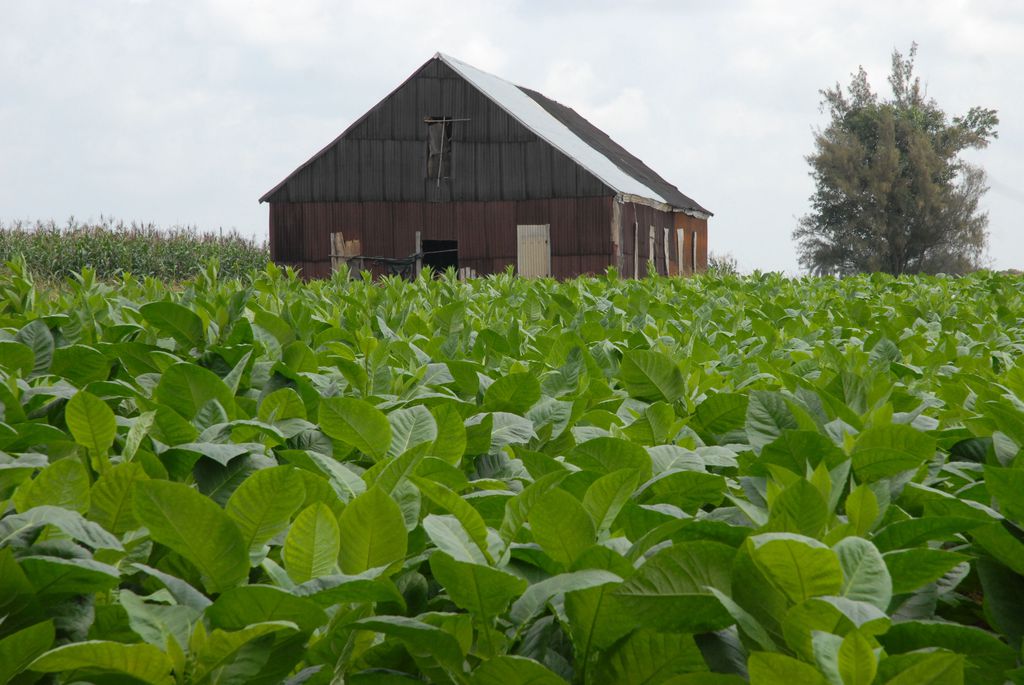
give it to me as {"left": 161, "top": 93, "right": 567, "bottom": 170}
{"left": 438, "top": 53, "right": 711, "bottom": 216}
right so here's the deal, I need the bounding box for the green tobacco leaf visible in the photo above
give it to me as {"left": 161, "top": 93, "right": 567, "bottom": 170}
{"left": 15, "top": 319, "right": 54, "bottom": 376}
{"left": 510, "top": 570, "right": 621, "bottom": 624}
{"left": 834, "top": 537, "right": 891, "bottom": 611}
{"left": 227, "top": 465, "right": 305, "bottom": 552}
{"left": 430, "top": 551, "right": 528, "bottom": 619}
{"left": 594, "top": 629, "right": 707, "bottom": 685}
{"left": 983, "top": 465, "right": 1024, "bottom": 523}
{"left": 292, "top": 568, "right": 405, "bottom": 606}
{"left": 20, "top": 556, "right": 120, "bottom": 595}
{"left": 423, "top": 514, "right": 487, "bottom": 564}
{"left": 206, "top": 585, "right": 328, "bottom": 633}
{"left": 470, "top": 655, "right": 566, "bottom": 684}
{"left": 337, "top": 487, "right": 408, "bottom": 574}
{"left": 133, "top": 480, "right": 249, "bottom": 593}
{"left": 618, "top": 349, "right": 686, "bottom": 403}
{"left": 191, "top": 621, "right": 298, "bottom": 683}
{"left": 747, "top": 651, "right": 829, "bottom": 684}
{"left": 500, "top": 470, "right": 570, "bottom": 545}
{"left": 614, "top": 541, "right": 735, "bottom": 633}
{"left": 878, "top": 652, "right": 964, "bottom": 684}
{"left": 883, "top": 549, "right": 969, "bottom": 595}
{"left": 66, "top": 390, "right": 117, "bottom": 456}
{"left": 483, "top": 372, "right": 542, "bottom": 413}
{"left": 696, "top": 392, "right": 749, "bottom": 436}
{"left": 0, "top": 620, "right": 54, "bottom": 684}
{"left": 0, "top": 340, "right": 34, "bottom": 376}
{"left": 353, "top": 615, "right": 464, "bottom": 674}
{"left": 284, "top": 502, "right": 340, "bottom": 583}
{"left": 1, "top": 505, "right": 122, "bottom": 551}
{"left": 29, "top": 640, "right": 174, "bottom": 685}
{"left": 851, "top": 424, "right": 936, "bottom": 482}
{"left": 387, "top": 405, "right": 438, "bottom": 458}
{"left": 89, "top": 462, "right": 148, "bottom": 535}
{"left": 838, "top": 630, "right": 877, "bottom": 685}
{"left": 568, "top": 437, "right": 652, "bottom": 481}
{"left": 583, "top": 468, "right": 640, "bottom": 536}
{"left": 767, "top": 478, "right": 829, "bottom": 538}
{"left": 412, "top": 475, "right": 491, "bottom": 562}
{"left": 319, "top": 397, "right": 391, "bottom": 461}
{"left": 156, "top": 362, "right": 235, "bottom": 420}
{"left": 746, "top": 391, "right": 800, "bottom": 451}
{"left": 140, "top": 300, "right": 204, "bottom": 349}
{"left": 529, "top": 489, "right": 595, "bottom": 567}
{"left": 50, "top": 344, "right": 110, "bottom": 386}
{"left": 13, "top": 457, "right": 90, "bottom": 514}
{"left": 879, "top": 621, "right": 1014, "bottom": 683}
{"left": 748, "top": 533, "right": 842, "bottom": 604}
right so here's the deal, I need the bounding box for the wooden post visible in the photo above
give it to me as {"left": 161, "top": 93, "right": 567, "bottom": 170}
{"left": 414, "top": 231, "right": 422, "bottom": 279}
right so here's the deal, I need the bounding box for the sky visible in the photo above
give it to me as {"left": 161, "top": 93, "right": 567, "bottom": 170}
{"left": 2, "top": 0, "right": 1022, "bottom": 273}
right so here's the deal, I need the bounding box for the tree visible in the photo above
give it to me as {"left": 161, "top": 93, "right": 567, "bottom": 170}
{"left": 794, "top": 44, "right": 998, "bottom": 275}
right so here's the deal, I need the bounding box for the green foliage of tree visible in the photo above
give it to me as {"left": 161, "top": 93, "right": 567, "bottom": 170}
{"left": 794, "top": 44, "right": 998, "bottom": 275}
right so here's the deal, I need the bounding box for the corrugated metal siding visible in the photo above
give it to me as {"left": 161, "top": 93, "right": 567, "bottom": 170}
{"left": 268, "top": 196, "right": 614, "bottom": 280}
{"left": 615, "top": 202, "right": 675, "bottom": 277}
{"left": 264, "top": 60, "right": 612, "bottom": 205}
{"left": 673, "top": 213, "right": 709, "bottom": 275}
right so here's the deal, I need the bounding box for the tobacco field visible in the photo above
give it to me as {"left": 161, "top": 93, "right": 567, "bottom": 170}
{"left": 2, "top": 260, "right": 1024, "bottom": 684}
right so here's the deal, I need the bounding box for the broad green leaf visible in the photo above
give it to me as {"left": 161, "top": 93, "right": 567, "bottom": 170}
{"left": 594, "top": 629, "right": 706, "bottom": 685}
{"left": 614, "top": 541, "right": 735, "bottom": 633}
{"left": 337, "top": 487, "right": 407, "bottom": 574}
{"left": 140, "top": 300, "right": 204, "bottom": 349}
{"left": 568, "top": 437, "right": 652, "bottom": 481}
{"left": 133, "top": 480, "right": 249, "bottom": 593}
{"left": 13, "top": 457, "right": 90, "bottom": 514}
{"left": 15, "top": 319, "right": 54, "bottom": 376}
{"left": 226, "top": 465, "right": 305, "bottom": 552}
{"left": 618, "top": 349, "right": 686, "bottom": 403}
{"left": 29, "top": 640, "right": 174, "bottom": 684}
{"left": 850, "top": 424, "right": 936, "bottom": 482}
{"left": 156, "top": 362, "right": 235, "bottom": 420}
{"left": 353, "top": 615, "right": 464, "bottom": 674}
{"left": 470, "top": 655, "right": 565, "bottom": 684}
{"left": 423, "top": 514, "right": 487, "bottom": 564}
{"left": 872, "top": 516, "right": 983, "bottom": 552}
{"left": 412, "top": 475, "right": 491, "bottom": 562}
{"left": 583, "top": 468, "right": 640, "bottom": 535}
{"left": 1, "top": 504, "right": 122, "bottom": 550}
{"left": 483, "top": 372, "right": 542, "bottom": 413}
{"left": 878, "top": 652, "right": 963, "bottom": 684}
{"left": 319, "top": 397, "right": 391, "bottom": 461}
{"left": 191, "top": 621, "right": 298, "bottom": 683}
{"left": 0, "top": 340, "right": 34, "bottom": 376}
{"left": 387, "top": 405, "right": 438, "bottom": 458}
{"left": 747, "top": 651, "right": 828, "bottom": 684}
{"left": 206, "top": 585, "right": 328, "bottom": 633}
{"left": 119, "top": 589, "right": 197, "bottom": 650}
{"left": 20, "top": 556, "right": 120, "bottom": 595}
{"left": 746, "top": 391, "right": 800, "bottom": 451}
{"left": 834, "top": 537, "right": 891, "bottom": 611}
{"left": 879, "top": 621, "right": 1014, "bottom": 683}
{"left": 767, "top": 478, "right": 829, "bottom": 538}
{"left": 65, "top": 390, "right": 117, "bottom": 455}
{"left": 883, "top": 548, "right": 969, "bottom": 595}
{"left": 696, "top": 392, "right": 749, "bottom": 436}
{"left": 838, "top": 630, "right": 877, "bottom": 685}
{"left": 529, "top": 489, "right": 595, "bottom": 567}
{"left": 845, "top": 484, "right": 880, "bottom": 537}
{"left": 50, "top": 344, "right": 110, "bottom": 386}
{"left": 284, "top": 502, "right": 340, "bottom": 583}
{"left": 500, "top": 470, "right": 570, "bottom": 545}
{"left": 89, "top": 462, "right": 148, "bottom": 535}
{"left": 983, "top": 465, "right": 1024, "bottom": 523}
{"left": 430, "top": 551, "right": 528, "bottom": 618}
{"left": 0, "top": 620, "right": 54, "bottom": 684}
{"left": 510, "top": 569, "right": 621, "bottom": 624}
{"left": 292, "top": 568, "right": 405, "bottom": 606}
{"left": 748, "top": 533, "right": 843, "bottom": 604}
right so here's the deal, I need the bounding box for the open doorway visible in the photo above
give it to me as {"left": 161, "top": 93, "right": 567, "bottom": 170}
{"left": 422, "top": 240, "right": 458, "bottom": 275}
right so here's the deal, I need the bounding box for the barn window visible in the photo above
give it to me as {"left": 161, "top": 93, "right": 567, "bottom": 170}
{"left": 426, "top": 117, "right": 453, "bottom": 180}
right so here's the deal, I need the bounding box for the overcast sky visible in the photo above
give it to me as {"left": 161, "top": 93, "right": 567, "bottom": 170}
{"left": 2, "top": 0, "right": 1022, "bottom": 273}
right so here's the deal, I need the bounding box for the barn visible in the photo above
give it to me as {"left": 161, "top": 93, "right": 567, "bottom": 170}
{"left": 260, "top": 53, "right": 711, "bottom": 279}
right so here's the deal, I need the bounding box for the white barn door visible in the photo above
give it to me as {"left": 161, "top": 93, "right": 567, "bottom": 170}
{"left": 517, "top": 224, "right": 551, "bottom": 278}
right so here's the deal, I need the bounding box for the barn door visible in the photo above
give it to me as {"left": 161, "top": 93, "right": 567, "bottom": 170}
{"left": 676, "top": 229, "right": 685, "bottom": 275}
{"left": 517, "top": 224, "right": 551, "bottom": 278}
